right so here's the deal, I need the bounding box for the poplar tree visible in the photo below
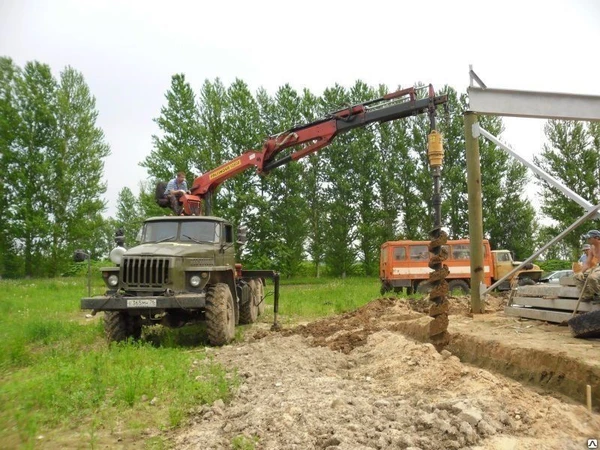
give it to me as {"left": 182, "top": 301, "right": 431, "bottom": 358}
{"left": 141, "top": 73, "right": 202, "bottom": 183}
{"left": 534, "top": 120, "right": 600, "bottom": 258}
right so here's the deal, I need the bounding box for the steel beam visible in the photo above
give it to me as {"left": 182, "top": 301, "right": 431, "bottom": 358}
{"left": 468, "top": 87, "right": 600, "bottom": 121}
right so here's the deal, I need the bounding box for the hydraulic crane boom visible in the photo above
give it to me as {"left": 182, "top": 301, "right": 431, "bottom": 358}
{"left": 177, "top": 85, "right": 447, "bottom": 215}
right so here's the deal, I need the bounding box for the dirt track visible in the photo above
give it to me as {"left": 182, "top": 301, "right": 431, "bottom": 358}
{"left": 175, "top": 297, "right": 600, "bottom": 449}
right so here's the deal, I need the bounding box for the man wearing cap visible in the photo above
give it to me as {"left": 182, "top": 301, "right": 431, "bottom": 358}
{"left": 574, "top": 230, "right": 600, "bottom": 301}
{"left": 579, "top": 244, "right": 592, "bottom": 264}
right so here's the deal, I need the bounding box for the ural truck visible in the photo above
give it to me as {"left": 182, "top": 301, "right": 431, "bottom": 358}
{"left": 80, "top": 86, "right": 448, "bottom": 345}
{"left": 379, "top": 238, "right": 543, "bottom": 295}
{"left": 81, "top": 216, "right": 276, "bottom": 345}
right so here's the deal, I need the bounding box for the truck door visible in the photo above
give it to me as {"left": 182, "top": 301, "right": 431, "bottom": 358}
{"left": 380, "top": 246, "right": 388, "bottom": 279}
{"left": 492, "top": 250, "right": 513, "bottom": 282}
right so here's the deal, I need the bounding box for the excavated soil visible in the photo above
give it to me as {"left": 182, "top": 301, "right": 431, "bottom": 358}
{"left": 175, "top": 295, "right": 600, "bottom": 449}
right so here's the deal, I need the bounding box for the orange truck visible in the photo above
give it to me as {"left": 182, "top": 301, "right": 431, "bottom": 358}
{"left": 379, "top": 239, "right": 542, "bottom": 296}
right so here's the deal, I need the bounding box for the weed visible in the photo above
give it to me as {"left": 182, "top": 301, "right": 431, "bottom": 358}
{"left": 231, "top": 434, "right": 259, "bottom": 450}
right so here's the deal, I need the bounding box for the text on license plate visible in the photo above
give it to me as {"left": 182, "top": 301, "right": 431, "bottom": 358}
{"left": 127, "top": 299, "right": 157, "bottom": 308}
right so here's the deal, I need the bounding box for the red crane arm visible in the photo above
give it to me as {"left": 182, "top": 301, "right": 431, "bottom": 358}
{"left": 184, "top": 85, "right": 447, "bottom": 214}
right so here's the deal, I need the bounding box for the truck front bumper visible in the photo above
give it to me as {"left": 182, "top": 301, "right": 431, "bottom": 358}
{"left": 81, "top": 293, "right": 206, "bottom": 311}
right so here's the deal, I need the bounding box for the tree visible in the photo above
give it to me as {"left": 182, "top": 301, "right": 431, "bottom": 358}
{"left": 299, "top": 89, "right": 326, "bottom": 276}
{"left": 320, "top": 84, "right": 359, "bottom": 277}
{"left": 141, "top": 73, "right": 202, "bottom": 184}
{"left": 261, "top": 84, "right": 309, "bottom": 276}
{"left": 12, "top": 61, "right": 57, "bottom": 276}
{"left": 534, "top": 120, "right": 600, "bottom": 259}
{"left": 347, "top": 81, "right": 381, "bottom": 275}
{"left": 0, "top": 57, "right": 21, "bottom": 277}
{"left": 116, "top": 187, "right": 144, "bottom": 247}
{"left": 46, "top": 66, "right": 110, "bottom": 276}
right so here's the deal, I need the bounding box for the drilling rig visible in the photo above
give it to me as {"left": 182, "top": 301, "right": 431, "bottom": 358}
{"left": 82, "top": 85, "right": 449, "bottom": 346}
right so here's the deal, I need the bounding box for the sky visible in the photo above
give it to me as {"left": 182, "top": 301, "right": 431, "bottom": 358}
{"left": 1, "top": 0, "right": 599, "bottom": 218}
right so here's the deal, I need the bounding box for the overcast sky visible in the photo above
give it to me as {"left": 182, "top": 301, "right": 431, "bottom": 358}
{"left": 1, "top": 0, "right": 599, "bottom": 218}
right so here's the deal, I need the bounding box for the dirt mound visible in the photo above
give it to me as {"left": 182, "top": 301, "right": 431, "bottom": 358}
{"left": 175, "top": 329, "right": 599, "bottom": 450}
{"left": 280, "top": 295, "right": 507, "bottom": 354}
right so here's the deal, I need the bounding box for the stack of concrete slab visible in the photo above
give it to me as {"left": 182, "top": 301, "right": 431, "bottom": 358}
{"left": 505, "top": 277, "right": 600, "bottom": 323}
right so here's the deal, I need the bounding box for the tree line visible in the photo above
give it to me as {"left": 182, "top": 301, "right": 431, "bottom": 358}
{"left": 0, "top": 58, "right": 110, "bottom": 278}
{"left": 1, "top": 59, "right": 599, "bottom": 278}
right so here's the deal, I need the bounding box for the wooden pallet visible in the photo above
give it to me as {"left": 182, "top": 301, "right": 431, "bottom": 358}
{"left": 505, "top": 277, "right": 600, "bottom": 323}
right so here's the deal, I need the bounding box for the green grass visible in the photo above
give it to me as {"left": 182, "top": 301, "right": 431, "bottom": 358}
{"left": 0, "top": 277, "right": 237, "bottom": 449}
{"left": 0, "top": 275, "right": 382, "bottom": 449}
{"left": 262, "top": 276, "right": 382, "bottom": 322}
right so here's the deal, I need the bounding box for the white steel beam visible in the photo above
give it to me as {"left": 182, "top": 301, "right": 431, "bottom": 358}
{"left": 468, "top": 87, "right": 600, "bottom": 121}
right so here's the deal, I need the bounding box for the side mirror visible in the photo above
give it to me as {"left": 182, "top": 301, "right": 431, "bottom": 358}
{"left": 236, "top": 226, "right": 247, "bottom": 245}
{"left": 115, "top": 228, "right": 125, "bottom": 248}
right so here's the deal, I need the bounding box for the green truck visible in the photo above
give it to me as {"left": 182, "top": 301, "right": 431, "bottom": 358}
{"left": 81, "top": 215, "right": 279, "bottom": 345}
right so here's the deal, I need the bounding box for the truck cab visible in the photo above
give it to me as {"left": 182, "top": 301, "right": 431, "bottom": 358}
{"left": 491, "top": 250, "right": 542, "bottom": 289}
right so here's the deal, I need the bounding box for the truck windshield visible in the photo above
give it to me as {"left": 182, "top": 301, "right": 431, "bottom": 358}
{"left": 142, "top": 221, "right": 220, "bottom": 243}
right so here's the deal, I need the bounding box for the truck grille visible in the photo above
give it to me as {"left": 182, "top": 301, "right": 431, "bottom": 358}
{"left": 189, "top": 257, "right": 214, "bottom": 266}
{"left": 122, "top": 257, "right": 170, "bottom": 287}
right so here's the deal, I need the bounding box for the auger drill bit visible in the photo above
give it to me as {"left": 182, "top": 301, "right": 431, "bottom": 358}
{"left": 425, "top": 85, "right": 450, "bottom": 349}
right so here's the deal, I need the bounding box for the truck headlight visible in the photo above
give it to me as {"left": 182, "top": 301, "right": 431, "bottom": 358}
{"left": 110, "top": 246, "right": 127, "bottom": 265}
{"left": 107, "top": 275, "right": 119, "bottom": 287}
{"left": 190, "top": 275, "right": 201, "bottom": 287}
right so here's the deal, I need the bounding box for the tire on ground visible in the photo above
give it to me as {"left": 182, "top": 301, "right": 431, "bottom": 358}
{"left": 568, "top": 310, "right": 600, "bottom": 339}
{"left": 448, "top": 279, "right": 470, "bottom": 295}
{"left": 239, "top": 282, "right": 257, "bottom": 324}
{"left": 104, "top": 311, "right": 141, "bottom": 342}
{"left": 518, "top": 277, "right": 536, "bottom": 286}
{"left": 205, "top": 283, "right": 236, "bottom": 346}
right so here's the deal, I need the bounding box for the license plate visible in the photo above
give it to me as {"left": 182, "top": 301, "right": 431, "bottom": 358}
{"left": 127, "top": 299, "right": 157, "bottom": 308}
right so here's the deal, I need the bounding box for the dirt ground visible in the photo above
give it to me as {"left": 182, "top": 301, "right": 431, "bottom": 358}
{"left": 174, "top": 295, "right": 600, "bottom": 450}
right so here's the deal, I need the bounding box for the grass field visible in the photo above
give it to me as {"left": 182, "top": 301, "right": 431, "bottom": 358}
{"left": 0, "top": 274, "right": 382, "bottom": 449}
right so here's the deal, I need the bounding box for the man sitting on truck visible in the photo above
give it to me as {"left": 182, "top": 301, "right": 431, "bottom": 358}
{"left": 164, "top": 171, "right": 189, "bottom": 215}
{"left": 574, "top": 229, "right": 600, "bottom": 302}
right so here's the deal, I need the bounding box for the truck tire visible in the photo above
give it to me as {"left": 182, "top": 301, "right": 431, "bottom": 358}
{"left": 380, "top": 283, "right": 390, "bottom": 296}
{"left": 568, "top": 310, "right": 600, "bottom": 338}
{"left": 104, "top": 312, "right": 142, "bottom": 342}
{"left": 416, "top": 281, "right": 432, "bottom": 294}
{"left": 256, "top": 279, "right": 265, "bottom": 316}
{"left": 518, "top": 277, "right": 536, "bottom": 286}
{"left": 239, "top": 282, "right": 257, "bottom": 324}
{"left": 205, "top": 283, "right": 236, "bottom": 346}
{"left": 448, "top": 279, "right": 470, "bottom": 295}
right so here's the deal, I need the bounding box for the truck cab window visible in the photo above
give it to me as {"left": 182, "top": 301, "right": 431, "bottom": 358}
{"left": 224, "top": 224, "right": 233, "bottom": 243}
{"left": 410, "top": 245, "right": 429, "bottom": 261}
{"left": 393, "top": 247, "right": 406, "bottom": 261}
{"left": 180, "top": 221, "right": 219, "bottom": 243}
{"left": 452, "top": 244, "right": 470, "bottom": 259}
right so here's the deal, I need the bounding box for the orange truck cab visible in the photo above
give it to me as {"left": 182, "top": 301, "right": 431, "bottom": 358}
{"left": 379, "top": 239, "right": 542, "bottom": 296}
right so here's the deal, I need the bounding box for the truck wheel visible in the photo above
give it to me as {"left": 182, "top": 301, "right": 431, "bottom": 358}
{"left": 518, "top": 277, "right": 536, "bottom": 286}
{"left": 205, "top": 283, "right": 236, "bottom": 346}
{"left": 568, "top": 310, "right": 600, "bottom": 338}
{"left": 380, "top": 284, "right": 389, "bottom": 296}
{"left": 448, "top": 279, "right": 470, "bottom": 295}
{"left": 255, "top": 279, "right": 265, "bottom": 316}
{"left": 239, "top": 282, "right": 257, "bottom": 324}
{"left": 416, "top": 281, "right": 432, "bottom": 294}
{"left": 129, "top": 315, "right": 143, "bottom": 339}
{"left": 104, "top": 312, "right": 141, "bottom": 342}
